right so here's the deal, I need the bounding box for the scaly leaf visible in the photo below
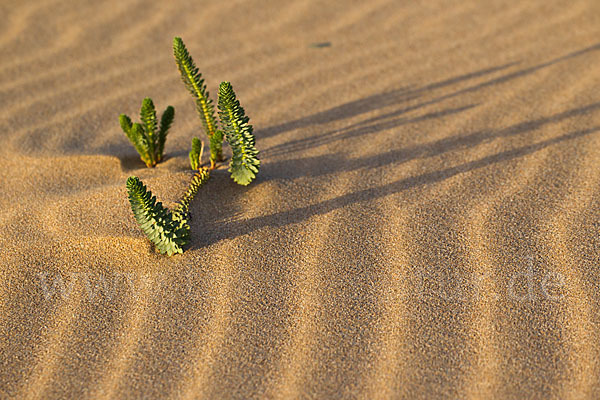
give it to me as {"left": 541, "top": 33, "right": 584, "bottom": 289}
{"left": 140, "top": 98, "right": 158, "bottom": 164}
{"left": 157, "top": 105, "right": 174, "bottom": 162}
{"left": 217, "top": 81, "right": 260, "bottom": 185}
{"left": 123, "top": 121, "right": 152, "bottom": 167}
{"left": 126, "top": 177, "right": 189, "bottom": 256}
{"left": 189, "top": 137, "right": 202, "bottom": 171}
{"left": 120, "top": 99, "right": 174, "bottom": 168}
{"left": 209, "top": 130, "right": 224, "bottom": 165}
{"left": 173, "top": 36, "right": 222, "bottom": 162}
{"left": 119, "top": 114, "right": 132, "bottom": 134}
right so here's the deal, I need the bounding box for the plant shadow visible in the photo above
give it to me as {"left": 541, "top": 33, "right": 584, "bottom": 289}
{"left": 188, "top": 123, "right": 599, "bottom": 250}
{"left": 260, "top": 61, "right": 520, "bottom": 140}
{"left": 185, "top": 42, "right": 600, "bottom": 249}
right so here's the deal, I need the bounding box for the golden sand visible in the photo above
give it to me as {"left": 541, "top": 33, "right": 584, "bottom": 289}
{"left": 1, "top": 0, "right": 600, "bottom": 398}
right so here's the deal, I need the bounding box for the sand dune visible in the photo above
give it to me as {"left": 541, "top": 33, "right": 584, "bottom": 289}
{"left": 2, "top": 0, "right": 600, "bottom": 398}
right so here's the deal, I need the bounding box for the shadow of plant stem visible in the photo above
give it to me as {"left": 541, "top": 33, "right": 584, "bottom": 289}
{"left": 260, "top": 61, "right": 520, "bottom": 139}
{"left": 265, "top": 104, "right": 478, "bottom": 157}
{"left": 263, "top": 102, "right": 600, "bottom": 180}
{"left": 261, "top": 41, "right": 600, "bottom": 149}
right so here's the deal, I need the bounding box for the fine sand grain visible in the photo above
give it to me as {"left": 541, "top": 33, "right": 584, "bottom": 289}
{"left": 2, "top": 0, "right": 600, "bottom": 398}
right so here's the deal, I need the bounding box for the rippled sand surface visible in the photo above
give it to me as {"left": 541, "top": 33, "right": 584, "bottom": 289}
{"left": 1, "top": 1, "right": 600, "bottom": 398}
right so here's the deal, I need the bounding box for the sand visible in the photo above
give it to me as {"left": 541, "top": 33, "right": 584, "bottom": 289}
{"left": 1, "top": 0, "right": 600, "bottom": 398}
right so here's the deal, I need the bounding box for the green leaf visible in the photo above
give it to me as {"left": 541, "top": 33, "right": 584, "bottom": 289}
{"left": 127, "top": 123, "right": 152, "bottom": 167}
{"left": 189, "top": 137, "right": 202, "bottom": 170}
{"left": 173, "top": 37, "right": 222, "bottom": 162}
{"left": 209, "top": 130, "right": 224, "bottom": 164}
{"left": 217, "top": 81, "right": 260, "bottom": 185}
{"left": 140, "top": 98, "right": 157, "bottom": 164}
{"left": 119, "top": 114, "right": 132, "bottom": 134}
{"left": 126, "top": 176, "right": 189, "bottom": 256}
{"left": 119, "top": 99, "right": 174, "bottom": 168}
{"left": 157, "top": 105, "right": 174, "bottom": 162}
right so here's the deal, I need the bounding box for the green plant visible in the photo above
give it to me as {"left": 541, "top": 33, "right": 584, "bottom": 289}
{"left": 173, "top": 168, "right": 210, "bottom": 219}
{"left": 218, "top": 81, "right": 260, "bottom": 185}
{"left": 126, "top": 176, "right": 189, "bottom": 255}
{"left": 119, "top": 98, "right": 174, "bottom": 167}
{"left": 126, "top": 169, "right": 210, "bottom": 255}
{"left": 124, "top": 37, "right": 262, "bottom": 256}
{"left": 173, "top": 37, "right": 222, "bottom": 167}
{"left": 189, "top": 137, "right": 203, "bottom": 171}
{"left": 173, "top": 37, "right": 260, "bottom": 184}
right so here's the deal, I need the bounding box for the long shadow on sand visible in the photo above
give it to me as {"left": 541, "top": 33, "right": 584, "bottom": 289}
{"left": 259, "top": 62, "right": 517, "bottom": 140}
{"left": 262, "top": 102, "right": 600, "bottom": 180}
{"left": 261, "top": 42, "right": 600, "bottom": 154}
{"left": 183, "top": 43, "right": 600, "bottom": 248}
{"left": 189, "top": 121, "right": 600, "bottom": 249}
